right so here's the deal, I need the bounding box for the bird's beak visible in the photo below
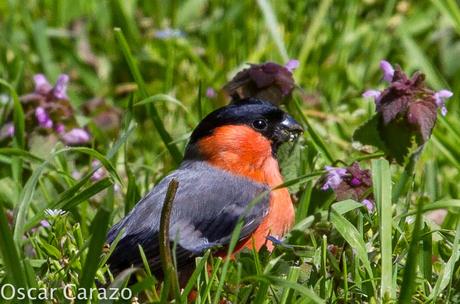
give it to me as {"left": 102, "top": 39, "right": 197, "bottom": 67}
{"left": 279, "top": 115, "right": 304, "bottom": 142}
{"left": 274, "top": 114, "right": 304, "bottom": 144}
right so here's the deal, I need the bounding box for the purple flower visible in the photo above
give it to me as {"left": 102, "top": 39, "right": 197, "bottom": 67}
{"left": 321, "top": 166, "right": 347, "bottom": 190}
{"left": 0, "top": 122, "right": 15, "bottom": 140}
{"left": 61, "top": 128, "right": 90, "bottom": 145}
{"left": 320, "top": 162, "right": 373, "bottom": 202}
{"left": 91, "top": 160, "right": 106, "bottom": 181}
{"left": 285, "top": 59, "right": 299, "bottom": 73}
{"left": 31, "top": 73, "right": 69, "bottom": 101}
{"left": 426, "top": 209, "right": 447, "bottom": 225}
{"left": 55, "top": 123, "right": 65, "bottom": 134}
{"left": 72, "top": 170, "right": 82, "bottom": 180}
{"left": 6, "top": 123, "right": 15, "bottom": 137}
{"left": 40, "top": 220, "right": 50, "bottom": 228}
{"left": 33, "top": 74, "right": 53, "bottom": 95}
{"left": 362, "top": 89, "right": 382, "bottom": 107}
{"left": 350, "top": 177, "right": 362, "bottom": 187}
{"left": 380, "top": 60, "right": 395, "bottom": 82}
{"left": 35, "top": 106, "right": 53, "bottom": 129}
{"left": 434, "top": 89, "right": 453, "bottom": 116}
{"left": 52, "top": 74, "right": 69, "bottom": 100}
{"left": 362, "top": 199, "right": 375, "bottom": 213}
{"left": 206, "top": 87, "right": 217, "bottom": 99}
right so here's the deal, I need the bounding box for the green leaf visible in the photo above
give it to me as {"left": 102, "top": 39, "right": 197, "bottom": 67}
{"left": 38, "top": 240, "right": 61, "bottom": 259}
{"left": 353, "top": 113, "right": 417, "bottom": 165}
{"left": 278, "top": 142, "right": 303, "bottom": 193}
{"left": 331, "top": 199, "right": 364, "bottom": 215}
{"left": 352, "top": 115, "right": 386, "bottom": 151}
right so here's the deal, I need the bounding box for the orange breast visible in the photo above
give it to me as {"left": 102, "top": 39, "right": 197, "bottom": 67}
{"left": 198, "top": 125, "right": 295, "bottom": 253}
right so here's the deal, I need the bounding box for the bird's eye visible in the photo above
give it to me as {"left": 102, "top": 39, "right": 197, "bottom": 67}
{"left": 252, "top": 119, "right": 268, "bottom": 130}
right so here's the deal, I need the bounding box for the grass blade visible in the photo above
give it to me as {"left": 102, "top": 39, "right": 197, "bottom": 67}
{"left": 256, "top": 0, "right": 288, "bottom": 61}
{"left": 0, "top": 205, "right": 29, "bottom": 295}
{"left": 371, "top": 159, "right": 393, "bottom": 300}
{"left": 0, "top": 79, "right": 25, "bottom": 186}
{"left": 113, "top": 28, "right": 182, "bottom": 164}
{"left": 13, "top": 158, "right": 49, "bottom": 244}
{"left": 431, "top": 0, "right": 460, "bottom": 35}
{"left": 76, "top": 186, "right": 114, "bottom": 304}
{"left": 180, "top": 250, "right": 211, "bottom": 302}
{"left": 294, "top": 0, "right": 333, "bottom": 79}
{"left": 245, "top": 275, "right": 324, "bottom": 304}
{"left": 330, "top": 208, "right": 376, "bottom": 294}
{"left": 59, "top": 146, "right": 123, "bottom": 185}
{"left": 398, "top": 198, "right": 424, "bottom": 304}
{"left": 292, "top": 98, "right": 334, "bottom": 163}
{"left": 280, "top": 266, "right": 300, "bottom": 304}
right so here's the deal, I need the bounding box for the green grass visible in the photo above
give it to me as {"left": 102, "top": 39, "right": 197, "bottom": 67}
{"left": 1, "top": 0, "right": 460, "bottom": 303}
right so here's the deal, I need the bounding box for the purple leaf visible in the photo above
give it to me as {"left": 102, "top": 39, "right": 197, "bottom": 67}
{"left": 223, "top": 62, "right": 296, "bottom": 105}
{"left": 376, "top": 67, "right": 441, "bottom": 144}
{"left": 407, "top": 100, "right": 437, "bottom": 142}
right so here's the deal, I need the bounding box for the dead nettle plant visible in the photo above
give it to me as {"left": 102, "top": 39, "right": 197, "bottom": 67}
{"left": 356, "top": 60, "right": 452, "bottom": 165}
{"left": 354, "top": 60, "right": 453, "bottom": 201}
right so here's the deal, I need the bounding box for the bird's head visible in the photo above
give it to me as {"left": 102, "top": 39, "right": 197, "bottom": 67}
{"left": 184, "top": 98, "right": 303, "bottom": 161}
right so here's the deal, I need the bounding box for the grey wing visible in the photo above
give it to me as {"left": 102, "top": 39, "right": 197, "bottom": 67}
{"left": 106, "top": 161, "right": 270, "bottom": 274}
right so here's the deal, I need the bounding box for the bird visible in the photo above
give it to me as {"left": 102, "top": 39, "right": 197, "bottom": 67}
{"left": 106, "top": 98, "right": 303, "bottom": 278}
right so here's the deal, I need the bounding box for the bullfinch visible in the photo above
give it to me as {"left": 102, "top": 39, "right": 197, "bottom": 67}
{"left": 106, "top": 98, "right": 303, "bottom": 276}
